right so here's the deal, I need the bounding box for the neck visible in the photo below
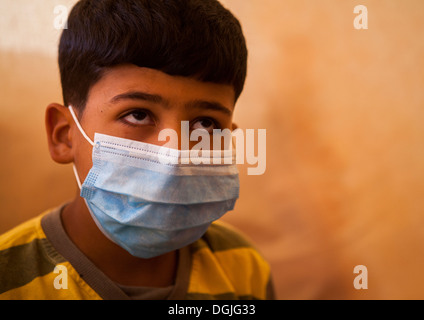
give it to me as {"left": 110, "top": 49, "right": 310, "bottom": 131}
{"left": 61, "top": 194, "right": 178, "bottom": 287}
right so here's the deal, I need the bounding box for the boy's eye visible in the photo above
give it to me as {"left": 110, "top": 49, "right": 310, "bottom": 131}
{"left": 122, "top": 110, "right": 154, "bottom": 126}
{"left": 191, "top": 118, "right": 219, "bottom": 133}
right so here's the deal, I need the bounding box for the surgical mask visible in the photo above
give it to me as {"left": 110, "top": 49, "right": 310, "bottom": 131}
{"left": 68, "top": 106, "right": 239, "bottom": 259}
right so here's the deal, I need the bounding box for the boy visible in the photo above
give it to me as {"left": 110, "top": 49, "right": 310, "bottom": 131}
{"left": 0, "top": 0, "right": 274, "bottom": 300}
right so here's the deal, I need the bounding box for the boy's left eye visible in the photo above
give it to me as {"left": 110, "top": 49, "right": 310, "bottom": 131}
{"left": 122, "top": 110, "right": 154, "bottom": 126}
{"left": 120, "top": 110, "right": 220, "bottom": 133}
{"left": 191, "top": 118, "right": 219, "bottom": 133}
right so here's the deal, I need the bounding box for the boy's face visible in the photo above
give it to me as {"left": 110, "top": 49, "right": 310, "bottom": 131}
{"left": 69, "top": 64, "right": 237, "bottom": 181}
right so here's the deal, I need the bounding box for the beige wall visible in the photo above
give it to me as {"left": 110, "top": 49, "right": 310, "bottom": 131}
{"left": 1, "top": 0, "right": 424, "bottom": 299}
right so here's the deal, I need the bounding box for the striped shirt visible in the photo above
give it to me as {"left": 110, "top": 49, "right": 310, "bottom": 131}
{"left": 0, "top": 205, "right": 274, "bottom": 300}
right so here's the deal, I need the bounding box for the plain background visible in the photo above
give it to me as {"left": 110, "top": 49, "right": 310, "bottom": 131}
{"left": 1, "top": 0, "right": 424, "bottom": 299}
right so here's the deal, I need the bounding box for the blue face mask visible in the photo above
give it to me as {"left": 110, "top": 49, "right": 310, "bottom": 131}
{"left": 68, "top": 106, "right": 239, "bottom": 259}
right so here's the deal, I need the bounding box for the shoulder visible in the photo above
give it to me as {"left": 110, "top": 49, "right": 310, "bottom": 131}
{"left": 0, "top": 206, "right": 102, "bottom": 300}
{"left": 202, "top": 221, "right": 271, "bottom": 278}
{"left": 0, "top": 209, "right": 62, "bottom": 296}
{"left": 187, "top": 221, "right": 274, "bottom": 300}
{"left": 0, "top": 212, "right": 48, "bottom": 252}
{"left": 200, "top": 220, "right": 255, "bottom": 251}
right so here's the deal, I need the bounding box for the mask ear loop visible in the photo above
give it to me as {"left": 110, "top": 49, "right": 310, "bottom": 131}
{"left": 68, "top": 105, "right": 94, "bottom": 189}
{"left": 72, "top": 164, "right": 82, "bottom": 190}
{"left": 68, "top": 106, "right": 95, "bottom": 146}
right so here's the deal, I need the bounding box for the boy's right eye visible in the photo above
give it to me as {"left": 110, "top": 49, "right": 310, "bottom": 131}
{"left": 121, "top": 109, "right": 155, "bottom": 126}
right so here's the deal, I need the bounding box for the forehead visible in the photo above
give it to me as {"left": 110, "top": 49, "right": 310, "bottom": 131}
{"left": 86, "top": 64, "right": 236, "bottom": 110}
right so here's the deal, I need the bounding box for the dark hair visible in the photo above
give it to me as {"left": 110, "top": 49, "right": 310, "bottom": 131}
{"left": 59, "top": 0, "right": 248, "bottom": 111}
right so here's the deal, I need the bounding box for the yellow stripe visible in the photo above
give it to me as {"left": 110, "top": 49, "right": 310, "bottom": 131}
{"left": 188, "top": 246, "right": 271, "bottom": 299}
{"left": 0, "top": 261, "right": 102, "bottom": 300}
{"left": 188, "top": 247, "right": 236, "bottom": 295}
{"left": 0, "top": 212, "right": 49, "bottom": 251}
{"left": 214, "top": 247, "right": 271, "bottom": 299}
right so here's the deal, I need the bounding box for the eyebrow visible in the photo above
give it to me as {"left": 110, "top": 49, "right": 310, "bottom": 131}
{"left": 186, "top": 100, "right": 233, "bottom": 116}
{"left": 109, "top": 90, "right": 232, "bottom": 115}
{"left": 109, "top": 91, "right": 165, "bottom": 105}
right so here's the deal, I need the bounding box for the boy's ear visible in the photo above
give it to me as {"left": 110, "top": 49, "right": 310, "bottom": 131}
{"left": 232, "top": 122, "right": 239, "bottom": 131}
{"left": 45, "top": 103, "right": 74, "bottom": 164}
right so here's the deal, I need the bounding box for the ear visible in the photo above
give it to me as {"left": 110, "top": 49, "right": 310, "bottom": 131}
{"left": 45, "top": 103, "right": 74, "bottom": 164}
{"left": 232, "top": 122, "right": 239, "bottom": 131}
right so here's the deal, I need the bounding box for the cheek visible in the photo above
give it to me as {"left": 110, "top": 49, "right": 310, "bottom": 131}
{"left": 111, "top": 126, "right": 159, "bottom": 144}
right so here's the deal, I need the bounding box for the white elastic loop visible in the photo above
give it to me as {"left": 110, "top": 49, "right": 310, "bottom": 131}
{"left": 68, "top": 106, "right": 95, "bottom": 146}
{"left": 72, "top": 163, "right": 82, "bottom": 189}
